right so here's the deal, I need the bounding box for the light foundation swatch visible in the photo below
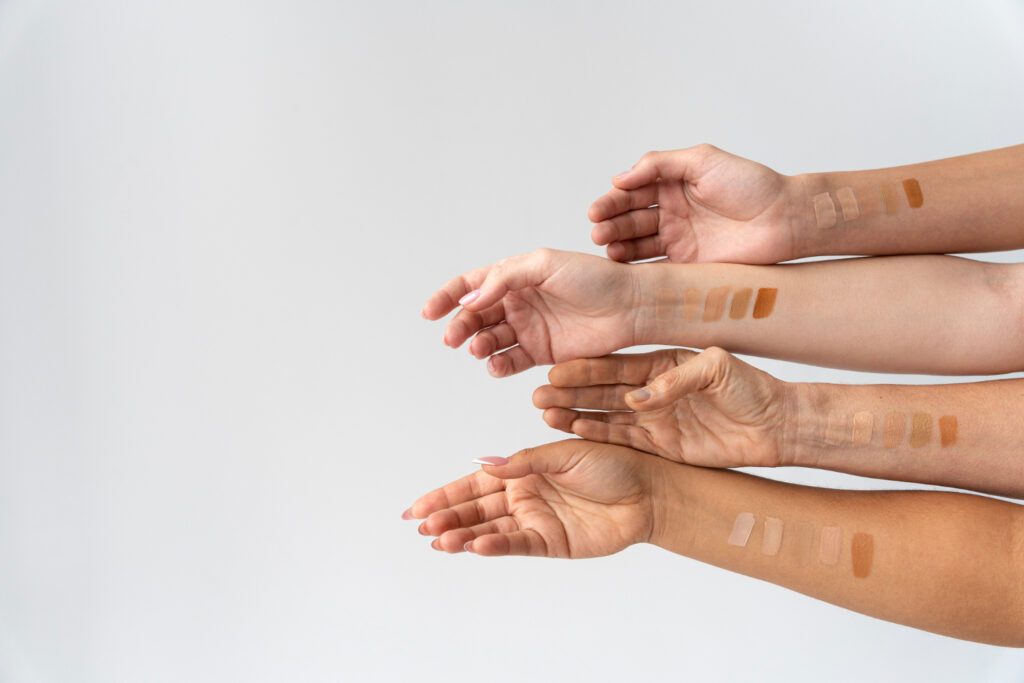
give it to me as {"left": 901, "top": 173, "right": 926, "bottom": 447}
{"left": 761, "top": 517, "right": 784, "bottom": 556}
{"left": 819, "top": 526, "right": 842, "bottom": 565}
{"left": 727, "top": 512, "right": 756, "bottom": 547}
{"left": 825, "top": 410, "right": 957, "bottom": 449}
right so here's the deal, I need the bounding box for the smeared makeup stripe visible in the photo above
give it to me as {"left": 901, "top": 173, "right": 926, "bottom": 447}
{"left": 727, "top": 512, "right": 756, "bottom": 547}
{"left": 910, "top": 412, "right": 932, "bottom": 449}
{"left": 752, "top": 288, "right": 778, "bottom": 319}
{"left": 813, "top": 192, "right": 837, "bottom": 228}
{"left": 884, "top": 412, "right": 906, "bottom": 449}
{"left": 902, "top": 178, "right": 923, "bottom": 208}
{"left": 703, "top": 286, "right": 730, "bottom": 322}
{"left": 851, "top": 532, "right": 874, "bottom": 578}
{"left": 939, "top": 415, "right": 958, "bottom": 447}
{"left": 851, "top": 411, "right": 874, "bottom": 446}
{"left": 682, "top": 288, "right": 702, "bottom": 322}
{"left": 729, "top": 288, "right": 753, "bottom": 319}
{"left": 835, "top": 187, "right": 860, "bottom": 221}
{"left": 819, "top": 526, "right": 842, "bottom": 566}
{"left": 761, "top": 517, "right": 783, "bottom": 556}
{"left": 879, "top": 185, "right": 899, "bottom": 214}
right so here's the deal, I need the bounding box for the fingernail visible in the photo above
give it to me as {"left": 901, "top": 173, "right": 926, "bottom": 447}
{"left": 614, "top": 169, "right": 632, "bottom": 179}
{"left": 472, "top": 456, "right": 509, "bottom": 466}
{"left": 487, "top": 356, "right": 503, "bottom": 377}
{"left": 458, "top": 289, "right": 480, "bottom": 306}
{"left": 464, "top": 541, "right": 475, "bottom": 553}
{"left": 401, "top": 508, "right": 414, "bottom": 520}
{"left": 418, "top": 523, "right": 429, "bottom": 536}
{"left": 628, "top": 388, "right": 652, "bottom": 402}
{"left": 431, "top": 539, "right": 442, "bottom": 551}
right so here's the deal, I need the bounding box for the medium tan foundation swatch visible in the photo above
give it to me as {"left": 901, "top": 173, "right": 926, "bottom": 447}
{"left": 819, "top": 526, "right": 842, "bottom": 566}
{"left": 813, "top": 192, "right": 838, "bottom": 229}
{"left": 703, "top": 286, "right": 730, "bottom": 322}
{"left": 884, "top": 412, "right": 906, "bottom": 449}
{"left": 761, "top": 517, "right": 784, "bottom": 556}
{"left": 902, "top": 178, "right": 924, "bottom": 208}
{"left": 729, "top": 288, "right": 753, "bottom": 319}
{"left": 879, "top": 185, "right": 900, "bottom": 214}
{"left": 752, "top": 288, "right": 778, "bottom": 319}
{"left": 851, "top": 532, "right": 874, "bottom": 578}
{"left": 727, "top": 512, "right": 756, "bottom": 547}
{"left": 910, "top": 412, "right": 932, "bottom": 448}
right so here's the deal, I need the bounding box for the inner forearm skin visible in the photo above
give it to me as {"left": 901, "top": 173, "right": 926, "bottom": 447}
{"left": 636, "top": 255, "right": 1024, "bottom": 375}
{"left": 650, "top": 461, "right": 1024, "bottom": 646}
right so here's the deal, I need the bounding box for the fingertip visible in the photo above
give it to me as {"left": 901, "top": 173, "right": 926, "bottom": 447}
{"left": 487, "top": 356, "right": 505, "bottom": 377}
{"left": 590, "top": 223, "right": 608, "bottom": 246}
{"left": 531, "top": 385, "right": 549, "bottom": 409}
{"left": 607, "top": 242, "right": 628, "bottom": 261}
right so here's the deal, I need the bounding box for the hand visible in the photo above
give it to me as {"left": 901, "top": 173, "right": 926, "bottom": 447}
{"left": 532, "top": 347, "right": 792, "bottom": 468}
{"left": 421, "top": 249, "right": 648, "bottom": 377}
{"left": 589, "top": 145, "right": 799, "bottom": 265}
{"left": 402, "top": 440, "right": 657, "bottom": 558}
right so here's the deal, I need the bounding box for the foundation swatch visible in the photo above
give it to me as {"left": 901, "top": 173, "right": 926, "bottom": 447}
{"left": 884, "top": 412, "right": 906, "bottom": 449}
{"left": 813, "top": 192, "right": 838, "bottom": 228}
{"left": 880, "top": 185, "right": 900, "bottom": 214}
{"left": 703, "top": 286, "right": 730, "bottom": 322}
{"left": 851, "top": 411, "right": 874, "bottom": 446}
{"left": 819, "top": 526, "right": 842, "bottom": 566}
{"left": 761, "top": 517, "right": 784, "bottom": 556}
{"left": 939, "top": 415, "right": 958, "bottom": 447}
{"left": 910, "top": 412, "right": 932, "bottom": 449}
{"left": 729, "top": 288, "right": 753, "bottom": 320}
{"left": 788, "top": 520, "right": 817, "bottom": 567}
{"left": 835, "top": 187, "right": 860, "bottom": 221}
{"left": 825, "top": 412, "right": 849, "bottom": 446}
{"left": 752, "top": 288, "right": 778, "bottom": 319}
{"left": 727, "top": 512, "right": 756, "bottom": 547}
{"left": 902, "top": 178, "right": 924, "bottom": 208}
{"left": 682, "top": 288, "right": 702, "bottom": 322}
{"left": 851, "top": 532, "right": 874, "bottom": 578}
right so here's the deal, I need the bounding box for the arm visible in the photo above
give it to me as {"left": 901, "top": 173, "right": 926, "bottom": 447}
{"left": 405, "top": 440, "right": 1024, "bottom": 646}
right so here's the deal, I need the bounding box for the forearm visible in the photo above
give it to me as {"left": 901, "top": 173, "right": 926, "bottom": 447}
{"left": 650, "top": 461, "right": 1024, "bottom": 646}
{"left": 790, "top": 144, "right": 1024, "bottom": 258}
{"left": 786, "top": 379, "right": 1024, "bottom": 498}
{"left": 637, "top": 255, "right": 1024, "bottom": 374}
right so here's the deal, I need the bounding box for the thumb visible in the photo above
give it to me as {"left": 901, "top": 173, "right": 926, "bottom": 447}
{"left": 472, "top": 440, "right": 585, "bottom": 479}
{"left": 625, "top": 346, "right": 730, "bottom": 410}
{"left": 612, "top": 144, "right": 720, "bottom": 191}
{"left": 461, "top": 248, "right": 562, "bottom": 312}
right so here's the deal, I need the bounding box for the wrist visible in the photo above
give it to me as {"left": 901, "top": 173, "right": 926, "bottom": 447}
{"left": 630, "top": 262, "right": 673, "bottom": 346}
{"left": 647, "top": 458, "right": 699, "bottom": 554}
{"left": 787, "top": 173, "right": 827, "bottom": 260}
{"left": 784, "top": 381, "right": 834, "bottom": 468}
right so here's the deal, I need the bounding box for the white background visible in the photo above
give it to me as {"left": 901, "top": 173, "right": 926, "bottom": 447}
{"left": 2, "top": 1, "right": 1024, "bottom": 681}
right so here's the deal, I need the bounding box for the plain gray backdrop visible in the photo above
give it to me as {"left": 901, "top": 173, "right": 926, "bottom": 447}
{"left": 2, "top": 0, "right": 1024, "bottom": 681}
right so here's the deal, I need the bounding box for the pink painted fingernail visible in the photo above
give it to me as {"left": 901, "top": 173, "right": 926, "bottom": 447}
{"left": 628, "top": 388, "right": 652, "bottom": 402}
{"left": 401, "top": 508, "right": 414, "bottom": 520}
{"left": 472, "top": 456, "right": 509, "bottom": 466}
{"left": 464, "top": 541, "right": 475, "bottom": 553}
{"left": 458, "top": 289, "right": 480, "bottom": 306}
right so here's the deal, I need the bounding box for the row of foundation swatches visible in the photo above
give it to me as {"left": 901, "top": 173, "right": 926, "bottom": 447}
{"left": 727, "top": 512, "right": 874, "bottom": 579}
{"left": 824, "top": 412, "right": 957, "bottom": 448}
{"left": 675, "top": 286, "right": 778, "bottom": 322}
{"left": 813, "top": 177, "right": 924, "bottom": 229}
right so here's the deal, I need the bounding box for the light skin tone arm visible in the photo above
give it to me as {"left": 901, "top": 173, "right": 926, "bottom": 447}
{"left": 403, "top": 440, "right": 1024, "bottom": 646}
{"left": 422, "top": 249, "right": 1024, "bottom": 376}
{"left": 591, "top": 143, "right": 1024, "bottom": 264}
{"left": 534, "top": 347, "right": 1024, "bottom": 499}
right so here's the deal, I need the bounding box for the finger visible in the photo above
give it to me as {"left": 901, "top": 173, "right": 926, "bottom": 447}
{"left": 474, "top": 439, "right": 588, "bottom": 479}
{"left": 469, "top": 528, "right": 551, "bottom": 557}
{"left": 541, "top": 407, "right": 581, "bottom": 432}
{"left": 469, "top": 322, "right": 517, "bottom": 359}
{"left": 591, "top": 208, "right": 660, "bottom": 246}
{"left": 418, "top": 491, "right": 510, "bottom": 537}
{"left": 570, "top": 419, "right": 650, "bottom": 451}
{"left": 487, "top": 345, "right": 535, "bottom": 378}
{"left": 588, "top": 185, "right": 659, "bottom": 223}
{"left": 612, "top": 145, "right": 718, "bottom": 191}
{"left": 433, "top": 516, "right": 521, "bottom": 553}
{"left": 422, "top": 264, "right": 491, "bottom": 320}
{"left": 443, "top": 303, "right": 505, "bottom": 348}
{"left": 548, "top": 351, "right": 681, "bottom": 388}
{"left": 532, "top": 384, "right": 632, "bottom": 411}
{"left": 406, "top": 470, "right": 505, "bottom": 520}
{"left": 607, "top": 235, "right": 664, "bottom": 263}
{"left": 626, "top": 346, "right": 731, "bottom": 411}
{"left": 463, "top": 249, "right": 561, "bottom": 312}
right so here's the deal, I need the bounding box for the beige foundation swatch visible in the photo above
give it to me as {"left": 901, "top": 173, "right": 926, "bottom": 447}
{"left": 703, "top": 286, "right": 730, "bottom": 322}
{"left": 819, "top": 526, "right": 842, "bottom": 565}
{"left": 813, "top": 192, "right": 837, "bottom": 228}
{"left": 910, "top": 412, "right": 932, "bottom": 448}
{"left": 752, "top": 288, "right": 778, "bottom": 319}
{"left": 788, "top": 520, "right": 817, "bottom": 567}
{"left": 884, "top": 412, "right": 906, "bottom": 449}
{"left": 852, "top": 411, "right": 874, "bottom": 446}
{"left": 825, "top": 412, "right": 849, "bottom": 446}
{"left": 836, "top": 187, "right": 860, "bottom": 221}
{"left": 939, "top": 415, "right": 958, "bottom": 447}
{"left": 682, "top": 288, "right": 702, "bottom": 322}
{"left": 851, "top": 532, "right": 874, "bottom": 578}
{"left": 729, "top": 288, "right": 753, "bottom": 320}
{"left": 880, "top": 185, "right": 900, "bottom": 214}
{"left": 761, "top": 517, "right": 784, "bottom": 556}
{"left": 902, "top": 178, "right": 924, "bottom": 208}
{"left": 727, "top": 512, "right": 756, "bottom": 547}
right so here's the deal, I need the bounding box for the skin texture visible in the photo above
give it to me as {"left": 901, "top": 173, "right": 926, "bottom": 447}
{"left": 591, "top": 143, "right": 1024, "bottom": 264}
{"left": 404, "top": 440, "right": 1024, "bottom": 647}
{"left": 425, "top": 249, "right": 1024, "bottom": 376}
{"left": 536, "top": 348, "right": 1024, "bottom": 499}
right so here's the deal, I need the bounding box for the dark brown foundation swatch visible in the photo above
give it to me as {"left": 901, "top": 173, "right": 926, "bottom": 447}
{"left": 902, "top": 178, "right": 924, "bottom": 208}
{"left": 752, "top": 288, "right": 778, "bottom": 319}
{"left": 729, "top": 288, "right": 753, "bottom": 319}
{"left": 910, "top": 412, "right": 932, "bottom": 448}
{"left": 851, "top": 532, "right": 874, "bottom": 578}
{"left": 703, "top": 286, "right": 730, "bottom": 322}
{"left": 884, "top": 412, "right": 906, "bottom": 449}
{"left": 939, "top": 415, "right": 958, "bottom": 447}
{"left": 880, "top": 185, "right": 900, "bottom": 214}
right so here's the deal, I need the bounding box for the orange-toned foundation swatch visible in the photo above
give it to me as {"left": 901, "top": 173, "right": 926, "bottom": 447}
{"left": 902, "top": 178, "right": 924, "bottom": 208}
{"left": 752, "top": 288, "right": 778, "bottom": 319}
{"left": 729, "top": 288, "right": 753, "bottom": 319}
{"left": 851, "top": 532, "right": 874, "bottom": 578}
{"left": 910, "top": 412, "right": 932, "bottom": 448}
{"left": 884, "top": 412, "right": 906, "bottom": 449}
{"left": 819, "top": 526, "right": 842, "bottom": 566}
{"left": 703, "top": 286, "right": 730, "bottom": 322}
{"left": 761, "top": 517, "right": 784, "bottom": 556}
{"left": 939, "top": 415, "right": 958, "bottom": 447}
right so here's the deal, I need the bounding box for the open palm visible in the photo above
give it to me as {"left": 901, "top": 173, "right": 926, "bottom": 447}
{"left": 533, "top": 348, "right": 791, "bottom": 468}
{"left": 405, "top": 440, "right": 656, "bottom": 558}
